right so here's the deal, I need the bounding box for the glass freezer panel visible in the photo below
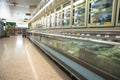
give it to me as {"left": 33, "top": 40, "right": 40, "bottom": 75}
{"left": 42, "top": 17, "right": 45, "bottom": 27}
{"left": 51, "top": 13, "right": 55, "bottom": 27}
{"left": 44, "top": 17, "right": 46, "bottom": 28}
{"left": 73, "top": 0, "right": 86, "bottom": 27}
{"left": 40, "top": 35, "right": 120, "bottom": 78}
{"left": 56, "top": 11, "right": 61, "bottom": 27}
{"left": 47, "top": 15, "right": 50, "bottom": 28}
{"left": 62, "top": 9, "right": 70, "bottom": 27}
{"left": 62, "top": 2, "right": 71, "bottom": 28}
{"left": 118, "top": 1, "right": 120, "bottom": 24}
{"left": 89, "top": 0, "right": 113, "bottom": 26}
{"left": 31, "top": 34, "right": 40, "bottom": 42}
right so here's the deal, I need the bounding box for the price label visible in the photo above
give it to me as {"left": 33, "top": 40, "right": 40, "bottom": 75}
{"left": 105, "top": 35, "right": 110, "bottom": 37}
{"left": 79, "top": 15, "right": 82, "bottom": 17}
{"left": 91, "top": 23, "right": 96, "bottom": 26}
{"left": 79, "top": 24, "right": 84, "bottom": 26}
{"left": 76, "top": 33, "right": 80, "bottom": 36}
{"left": 96, "top": 23, "right": 100, "bottom": 25}
{"left": 102, "top": 9, "right": 106, "bottom": 12}
{"left": 116, "top": 36, "right": 120, "bottom": 38}
{"left": 104, "top": 22, "right": 111, "bottom": 25}
{"left": 94, "top": 10, "right": 100, "bottom": 13}
{"left": 79, "top": 4, "right": 83, "bottom": 7}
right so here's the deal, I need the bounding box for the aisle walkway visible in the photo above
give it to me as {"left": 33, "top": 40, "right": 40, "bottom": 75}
{"left": 0, "top": 35, "right": 71, "bottom": 80}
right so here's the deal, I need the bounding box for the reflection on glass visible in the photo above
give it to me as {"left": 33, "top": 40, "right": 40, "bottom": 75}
{"left": 39, "top": 35, "right": 120, "bottom": 78}
{"left": 118, "top": 1, "right": 120, "bottom": 24}
{"left": 56, "top": 11, "right": 61, "bottom": 27}
{"left": 32, "top": 34, "right": 40, "bottom": 42}
{"left": 62, "top": 9, "right": 70, "bottom": 27}
{"left": 62, "top": 2, "right": 71, "bottom": 28}
{"left": 41, "top": 17, "right": 46, "bottom": 28}
{"left": 51, "top": 13, "right": 55, "bottom": 27}
{"left": 47, "top": 15, "right": 50, "bottom": 28}
{"left": 89, "top": 0, "right": 113, "bottom": 26}
{"left": 118, "top": 10, "right": 120, "bottom": 23}
{"left": 73, "top": 0, "right": 86, "bottom": 27}
{"left": 50, "top": 15, "right": 52, "bottom": 27}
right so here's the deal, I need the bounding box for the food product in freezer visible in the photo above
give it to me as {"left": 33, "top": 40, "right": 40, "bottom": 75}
{"left": 73, "top": 0, "right": 86, "bottom": 27}
{"left": 65, "top": 11, "right": 70, "bottom": 17}
{"left": 89, "top": 0, "right": 114, "bottom": 26}
{"left": 76, "top": 8, "right": 85, "bottom": 14}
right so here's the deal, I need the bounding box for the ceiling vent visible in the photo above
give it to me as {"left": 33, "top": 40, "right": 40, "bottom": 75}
{"left": 25, "top": 13, "right": 31, "bottom": 16}
{"left": 29, "top": 5, "right": 37, "bottom": 9}
{"left": 24, "top": 18, "right": 28, "bottom": 20}
{"left": 11, "top": 2, "right": 18, "bottom": 7}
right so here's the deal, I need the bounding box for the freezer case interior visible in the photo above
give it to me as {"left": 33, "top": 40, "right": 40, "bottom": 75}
{"left": 34, "top": 34, "right": 120, "bottom": 78}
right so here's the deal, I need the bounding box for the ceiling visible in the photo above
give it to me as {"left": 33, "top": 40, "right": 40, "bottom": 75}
{"left": 0, "top": 0, "right": 41, "bottom": 27}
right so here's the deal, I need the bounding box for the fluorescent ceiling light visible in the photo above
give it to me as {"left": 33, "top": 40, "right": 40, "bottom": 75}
{"left": 29, "top": 0, "right": 54, "bottom": 22}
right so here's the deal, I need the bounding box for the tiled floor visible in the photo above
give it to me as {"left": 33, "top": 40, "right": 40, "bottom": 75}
{"left": 0, "top": 35, "right": 71, "bottom": 80}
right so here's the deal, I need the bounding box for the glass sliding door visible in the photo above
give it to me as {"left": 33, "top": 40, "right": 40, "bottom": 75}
{"left": 43, "top": 17, "right": 46, "bottom": 28}
{"left": 47, "top": 15, "right": 50, "bottom": 28}
{"left": 116, "top": 0, "right": 120, "bottom": 26}
{"left": 88, "top": 0, "right": 116, "bottom": 27}
{"left": 56, "top": 7, "right": 61, "bottom": 28}
{"left": 73, "top": 0, "right": 86, "bottom": 27}
{"left": 51, "top": 12, "right": 55, "bottom": 28}
{"left": 62, "top": 1, "right": 71, "bottom": 28}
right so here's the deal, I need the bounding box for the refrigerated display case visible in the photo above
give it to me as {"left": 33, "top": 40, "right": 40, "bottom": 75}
{"left": 56, "top": 7, "right": 61, "bottom": 27}
{"left": 116, "top": 0, "right": 120, "bottom": 26}
{"left": 29, "top": 30, "right": 120, "bottom": 80}
{"left": 62, "top": 1, "right": 71, "bottom": 28}
{"left": 73, "top": 0, "right": 87, "bottom": 27}
{"left": 88, "top": 0, "right": 116, "bottom": 27}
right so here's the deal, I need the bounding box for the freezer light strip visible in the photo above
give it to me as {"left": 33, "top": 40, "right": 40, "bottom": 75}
{"left": 29, "top": 0, "right": 54, "bottom": 22}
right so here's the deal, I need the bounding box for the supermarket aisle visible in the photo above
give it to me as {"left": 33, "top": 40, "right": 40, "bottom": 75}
{"left": 0, "top": 35, "right": 71, "bottom": 80}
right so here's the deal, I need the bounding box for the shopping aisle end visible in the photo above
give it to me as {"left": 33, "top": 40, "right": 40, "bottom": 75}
{"left": 0, "top": 35, "right": 71, "bottom": 80}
